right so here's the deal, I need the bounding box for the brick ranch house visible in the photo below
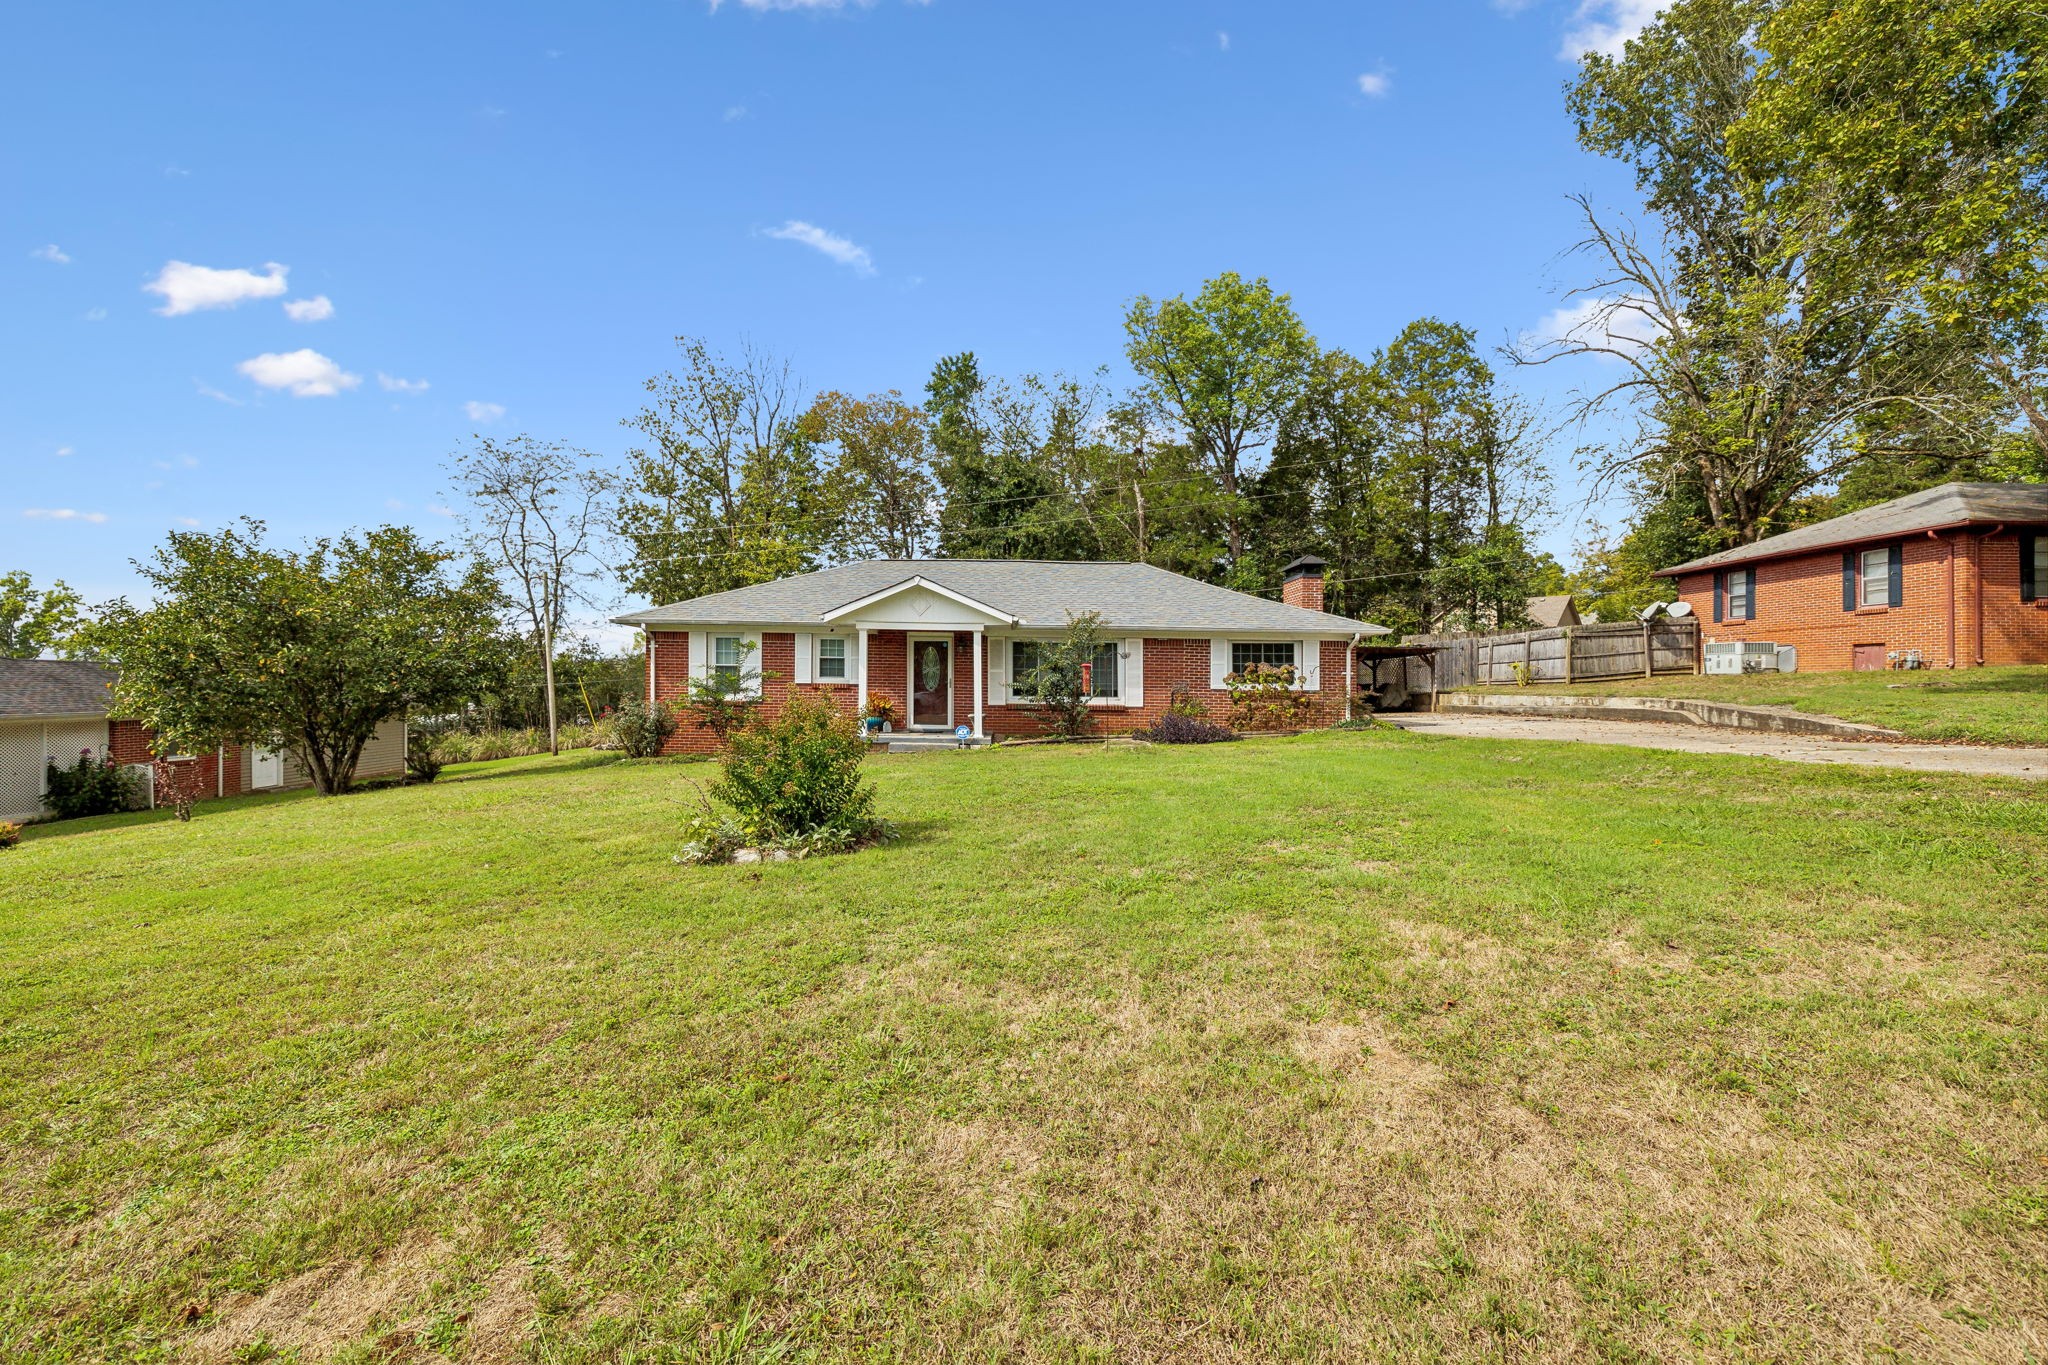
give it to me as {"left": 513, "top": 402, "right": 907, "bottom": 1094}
{"left": 613, "top": 557, "right": 1389, "bottom": 751}
{"left": 0, "top": 658, "right": 405, "bottom": 822}
{"left": 1658, "top": 482, "right": 2048, "bottom": 671}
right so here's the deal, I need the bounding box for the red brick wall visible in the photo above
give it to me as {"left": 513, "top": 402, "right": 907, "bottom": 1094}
{"left": 1673, "top": 530, "right": 2048, "bottom": 670}
{"left": 650, "top": 630, "right": 1353, "bottom": 747}
{"left": 106, "top": 720, "right": 244, "bottom": 801}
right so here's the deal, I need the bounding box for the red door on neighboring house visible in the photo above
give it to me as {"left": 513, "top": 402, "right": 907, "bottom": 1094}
{"left": 1852, "top": 643, "right": 1887, "bottom": 671}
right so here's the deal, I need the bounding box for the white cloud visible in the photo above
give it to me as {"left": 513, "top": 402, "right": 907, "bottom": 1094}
{"left": 177, "top": 517, "right": 201, "bottom": 527}
{"left": 378, "top": 372, "right": 430, "bottom": 394}
{"left": 164, "top": 164, "right": 191, "bottom": 178}
{"left": 83, "top": 307, "right": 107, "bottom": 322}
{"left": 1357, "top": 66, "right": 1393, "bottom": 98}
{"left": 195, "top": 379, "right": 246, "bottom": 405}
{"left": 237, "top": 348, "right": 361, "bottom": 397}
{"left": 464, "top": 400, "right": 506, "bottom": 423}
{"left": 146, "top": 260, "right": 289, "bottom": 316}
{"left": 55, "top": 446, "right": 73, "bottom": 458}
{"left": 23, "top": 508, "right": 108, "bottom": 524}
{"left": 428, "top": 504, "right": 455, "bottom": 517}
{"left": 763, "top": 219, "right": 876, "bottom": 276}
{"left": 1528, "top": 293, "right": 1665, "bottom": 357}
{"left": 283, "top": 294, "right": 334, "bottom": 322}
{"left": 1562, "top": 0, "right": 1662, "bottom": 59}
{"left": 31, "top": 244, "right": 71, "bottom": 264}
{"left": 722, "top": 104, "right": 750, "bottom": 122}
{"left": 1218, "top": 30, "right": 1230, "bottom": 51}
{"left": 152, "top": 454, "right": 201, "bottom": 471}
{"left": 385, "top": 497, "right": 407, "bottom": 511}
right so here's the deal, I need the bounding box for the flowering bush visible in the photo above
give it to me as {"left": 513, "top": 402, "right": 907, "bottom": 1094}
{"left": 712, "top": 694, "right": 881, "bottom": 845}
{"left": 44, "top": 750, "right": 145, "bottom": 820}
{"left": 863, "top": 692, "right": 898, "bottom": 727}
{"left": 1136, "top": 711, "right": 1237, "bottom": 744}
{"left": 0, "top": 821, "right": 20, "bottom": 850}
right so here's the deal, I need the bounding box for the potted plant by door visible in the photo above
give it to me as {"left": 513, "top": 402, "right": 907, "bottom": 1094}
{"left": 864, "top": 693, "right": 897, "bottom": 734}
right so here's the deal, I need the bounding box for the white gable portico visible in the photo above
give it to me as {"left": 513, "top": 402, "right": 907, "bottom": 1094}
{"left": 822, "top": 576, "right": 1017, "bottom": 738}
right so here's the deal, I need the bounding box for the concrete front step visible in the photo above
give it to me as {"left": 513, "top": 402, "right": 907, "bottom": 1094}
{"left": 1435, "top": 690, "right": 1903, "bottom": 741}
{"left": 871, "top": 733, "right": 987, "bottom": 753}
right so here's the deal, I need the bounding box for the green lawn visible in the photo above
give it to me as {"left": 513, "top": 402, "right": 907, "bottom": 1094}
{"left": 1512, "top": 663, "right": 2048, "bottom": 745}
{"left": 3, "top": 735, "right": 2045, "bottom": 1362}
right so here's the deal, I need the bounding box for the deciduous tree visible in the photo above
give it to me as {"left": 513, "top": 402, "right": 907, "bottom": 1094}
{"left": 0, "top": 571, "right": 85, "bottom": 658}
{"left": 93, "top": 522, "right": 504, "bottom": 795}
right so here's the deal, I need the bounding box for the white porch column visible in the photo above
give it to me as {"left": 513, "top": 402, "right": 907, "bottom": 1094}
{"left": 857, "top": 626, "right": 869, "bottom": 699}
{"left": 972, "top": 628, "right": 985, "bottom": 739}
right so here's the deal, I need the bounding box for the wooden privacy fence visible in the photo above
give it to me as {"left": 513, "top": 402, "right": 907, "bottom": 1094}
{"left": 1397, "top": 618, "right": 1698, "bottom": 694}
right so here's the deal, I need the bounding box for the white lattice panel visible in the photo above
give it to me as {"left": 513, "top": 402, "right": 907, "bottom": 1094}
{"left": 0, "top": 723, "right": 43, "bottom": 822}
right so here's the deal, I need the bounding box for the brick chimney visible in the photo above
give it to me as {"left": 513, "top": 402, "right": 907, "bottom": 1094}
{"left": 1282, "top": 555, "right": 1327, "bottom": 612}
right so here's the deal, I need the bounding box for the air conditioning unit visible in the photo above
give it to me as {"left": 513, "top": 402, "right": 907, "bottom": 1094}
{"left": 1704, "top": 641, "right": 1785, "bottom": 675}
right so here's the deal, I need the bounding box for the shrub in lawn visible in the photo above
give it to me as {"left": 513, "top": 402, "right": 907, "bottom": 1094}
{"left": 1224, "top": 662, "right": 1315, "bottom": 732}
{"left": 405, "top": 726, "right": 446, "bottom": 783}
{"left": 1137, "top": 711, "right": 1237, "bottom": 744}
{"left": 612, "top": 698, "right": 677, "bottom": 758}
{"left": 0, "top": 821, "right": 19, "bottom": 849}
{"left": 708, "top": 693, "right": 881, "bottom": 847}
{"left": 43, "top": 750, "right": 145, "bottom": 820}
{"left": 1013, "top": 610, "right": 1107, "bottom": 740}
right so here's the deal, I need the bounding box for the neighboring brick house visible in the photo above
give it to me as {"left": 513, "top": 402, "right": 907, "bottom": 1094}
{"left": 613, "top": 557, "right": 1388, "bottom": 751}
{"left": 1657, "top": 482, "right": 2048, "bottom": 671}
{"left": 0, "top": 657, "right": 404, "bottom": 821}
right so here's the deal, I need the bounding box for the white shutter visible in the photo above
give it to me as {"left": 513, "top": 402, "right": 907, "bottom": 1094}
{"left": 794, "top": 633, "right": 814, "bottom": 684}
{"left": 1123, "top": 638, "right": 1144, "bottom": 707}
{"left": 1298, "top": 638, "right": 1320, "bottom": 691}
{"left": 688, "top": 631, "right": 708, "bottom": 682}
{"left": 742, "top": 631, "right": 763, "bottom": 698}
{"left": 1209, "top": 638, "right": 1231, "bottom": 689}
{"left": 989, "top": 637, "right": 1009, "bottom": 704}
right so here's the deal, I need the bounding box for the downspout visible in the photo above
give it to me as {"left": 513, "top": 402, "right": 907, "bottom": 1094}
{"left": 1935, "top": 530, "right": 1954, "bottom": 668}
{"left": 216, "top": 747, "right": 224, "bottom": 799}
{"left": 1345, "top": 634, "right": 1359, "bottom": 722}
{"left": 1979, "top": 525, "right": 2004, "bottom": 666}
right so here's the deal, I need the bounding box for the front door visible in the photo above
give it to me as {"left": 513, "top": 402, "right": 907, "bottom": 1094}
{"left": 251, "top": 746, "right": 284, "bottom": 788}
{"left": 1852, "top": 643, "right": 1887, "bottom": 672}
{"left": 911, "top": 638, "right": 951, "bottom": 728}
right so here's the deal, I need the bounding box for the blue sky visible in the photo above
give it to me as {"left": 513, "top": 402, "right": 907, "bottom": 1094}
{"left": 4, "top": 0, "right": 1657, "bottom": 628}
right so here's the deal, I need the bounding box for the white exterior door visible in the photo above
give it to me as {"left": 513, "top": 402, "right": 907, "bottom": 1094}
{"left": 251, "top": 747, "right": 284, "bottom": 789}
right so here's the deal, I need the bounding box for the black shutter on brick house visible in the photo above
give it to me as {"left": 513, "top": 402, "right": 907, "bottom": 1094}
{"left": 1843, "top": 552, "right": 1857, "bottom": 611}
{"left": 1888, "top": 542, "right": 1904, "bottom": 607}
{"left": 2024, "top": 533, "right": 2039, "bottom": 602}
{"left": 1713, "top": 571, "right": 1725, "bottom": 622}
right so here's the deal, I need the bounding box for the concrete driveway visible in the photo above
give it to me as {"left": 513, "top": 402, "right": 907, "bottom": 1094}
{"left": 1384, "top": 712, "right": 2048, "bottom": 781}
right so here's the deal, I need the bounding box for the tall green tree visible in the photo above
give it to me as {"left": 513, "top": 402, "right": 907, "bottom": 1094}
{"left": 1734, "top": 0, "right": 2048, "bottom": 454}
{"left": 1533, "top": 0, "right": 1994, "bottom": 550}
{"left": 92, "top": 522, "right": 505, "bottom": 795}
{"left": 618, "top": 337, "right": 839, "bottom": 604}
{"left": 924, "top": 352, "right": 1095, "bottom": 560}
{"left": 0, "top": 571, "right": 85, "bottom": 658}
{"left": 1124, "top": 272, "right": 1317, "bottom": 565}
{"left": 808, "top": 390, "right": 940, "bottom": 560}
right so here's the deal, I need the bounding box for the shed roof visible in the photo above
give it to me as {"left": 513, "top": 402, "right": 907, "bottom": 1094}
{"left": 613, "top": 559, "right": 1388, "bottom": 635}
{"left": 1525, "top": 595, "right": 1579, "bottom": 628}
{"left": 1657, "top": 482, "right": 2048, "bottom": 576}
{"left": 0, "top": 659, "right": 116, "bottom": 719}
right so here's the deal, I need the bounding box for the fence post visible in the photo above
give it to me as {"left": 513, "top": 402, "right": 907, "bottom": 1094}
{"left": 1563, "top": 626, "right": 1575, "bottom": 684}
{"left": 1641, "top": 619, "right": 1653, "bottom": 678}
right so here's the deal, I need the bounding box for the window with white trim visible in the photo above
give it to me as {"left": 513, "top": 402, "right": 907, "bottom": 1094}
{"left": 1010, "top": 640, "right": 1120, "bottom": 699}
{"left": 1725, "top": 568, "right": 1753, "bottom": 621}
{"left": 712, "top": 635, "right": 743, "bottom": 682}
{"left": 817, "top": 636, "right": 848, "bottom": 680}
{"left": 1230, "top": 640, "right": 1298, "bottom": 675}
{"left": 1859, "top": 548, "right": 1891, "bottom": 607}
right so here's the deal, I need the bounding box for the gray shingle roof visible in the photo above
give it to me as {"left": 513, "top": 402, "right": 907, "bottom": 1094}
{"left": 613, "top": 560, "right": 1388, "bottom": 635}
{"left": 0, "top": 659, "right": 116, "bottom": 718}
{"left": 1657, "top": 482, "right": 2048, "bottom": 576}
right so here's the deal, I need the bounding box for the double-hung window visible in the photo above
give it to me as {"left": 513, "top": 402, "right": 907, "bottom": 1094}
{"left": 1859, "top": 548, "right": 1892, "bottom": 607}
{"left": 1230, "top": 640, "right": 1298, "bottom": 676}
{"left": 817, "top": 636, "right": 848, "bottom": 681}
{"left": 712, "top": 635, "right": 743, "bottom": 683}
{"left": 1010, "top": 640, "right": 1120, "bottom": 699}
{"left": 1724, "top": 568, "right": 1753, "bottom": 621}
